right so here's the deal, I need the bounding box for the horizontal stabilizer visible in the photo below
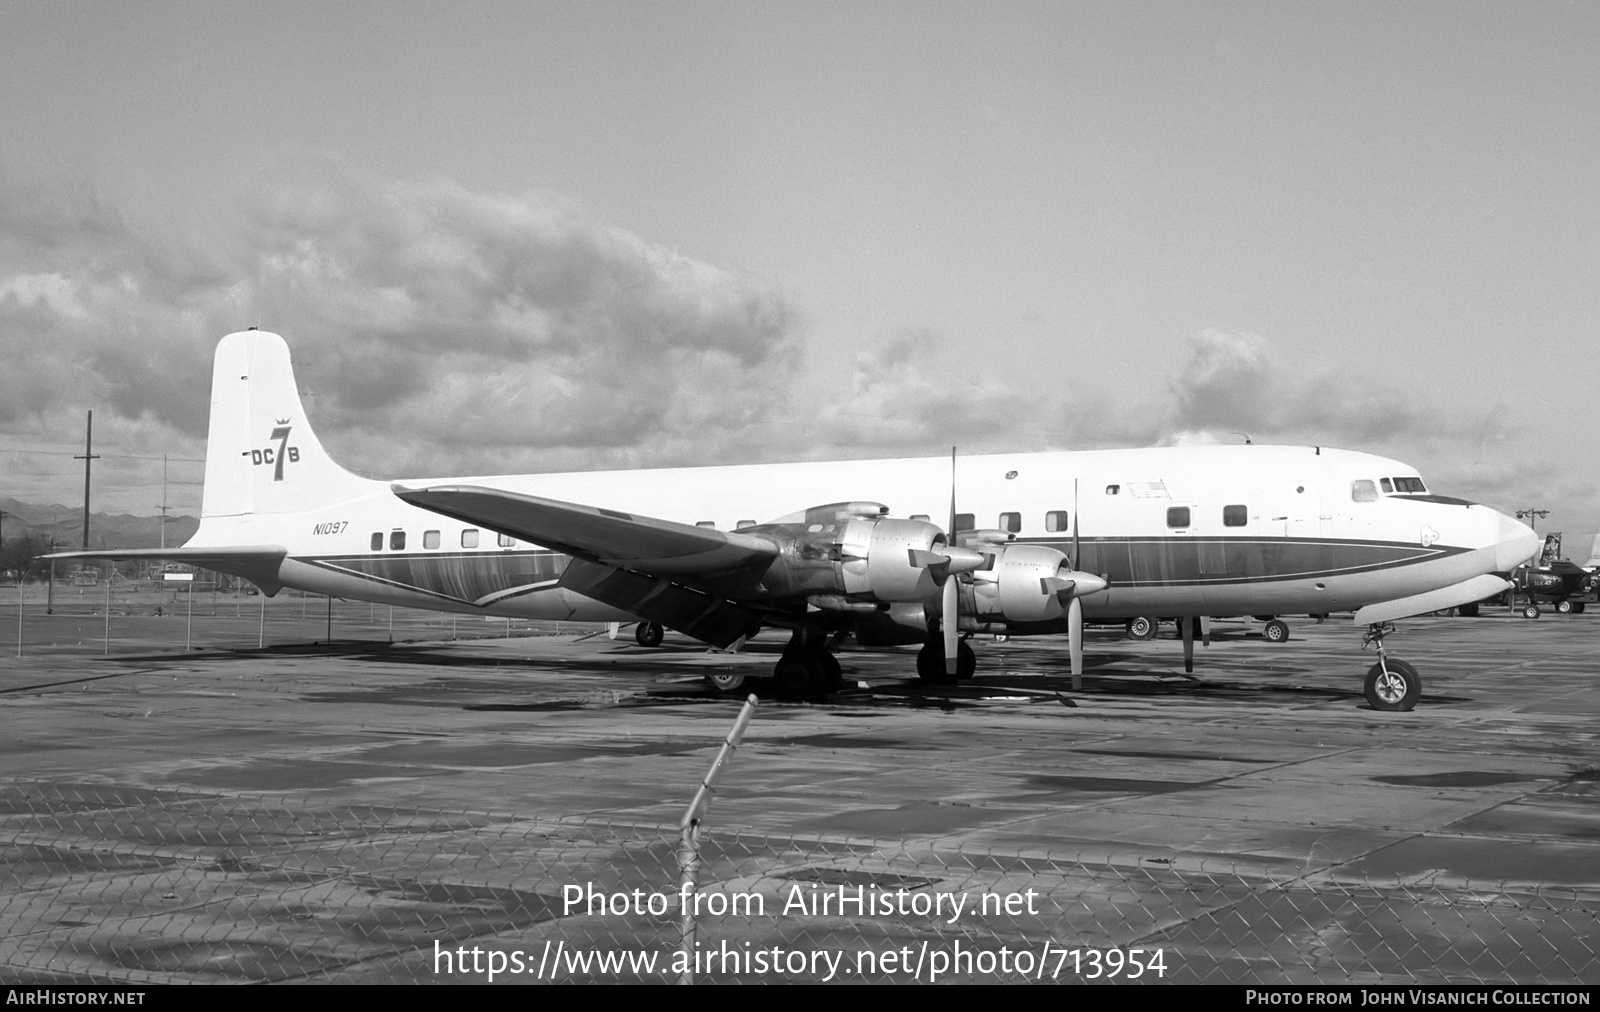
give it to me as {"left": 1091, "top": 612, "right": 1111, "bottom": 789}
{"left": 43, "top": 546, "right": 289, "bottom": 595}
{"left": 1352, "top": 573, "right": 1510, "bottom": 625}
{"left": 393, "top": 484, "right": 778, "bottom": 577}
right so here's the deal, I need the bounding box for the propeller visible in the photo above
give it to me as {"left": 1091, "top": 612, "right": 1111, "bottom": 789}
{"left": 904, "top": 448, "right": 983, "bottom": 676}
{"left": 1070, "top": 478, "right": 1083, "bottom": 689}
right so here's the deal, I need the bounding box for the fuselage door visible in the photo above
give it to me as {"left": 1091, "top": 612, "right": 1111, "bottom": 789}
{"left": 1262, "top": 482, "right": 1322, "bottom": 539}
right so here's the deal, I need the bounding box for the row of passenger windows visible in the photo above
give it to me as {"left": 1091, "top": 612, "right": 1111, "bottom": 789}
{"left": 371, "top": 529, "right": 516, "bottom": 551}
{"left": 370, "top": 503, "right": 1275, "bottom": 551}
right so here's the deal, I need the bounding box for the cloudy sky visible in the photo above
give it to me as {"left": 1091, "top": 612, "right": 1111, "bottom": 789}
{"left": 2, "top": 3, "right": 1597, "bottom": 553}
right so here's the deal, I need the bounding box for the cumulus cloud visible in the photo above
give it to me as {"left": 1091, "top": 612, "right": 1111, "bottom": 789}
{"left": 2, "top": 165, "right": 1591, "bottom": 545}
{"left": 813, "top": 330, "right": 1036, "bottom": 451}
{"left": 0, "top": 158, "right": 801, "bottom": 492}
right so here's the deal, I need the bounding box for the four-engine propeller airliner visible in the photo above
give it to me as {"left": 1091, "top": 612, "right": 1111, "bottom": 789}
{"left": 51, "top": 331, "right": 1539, "bottom": 712}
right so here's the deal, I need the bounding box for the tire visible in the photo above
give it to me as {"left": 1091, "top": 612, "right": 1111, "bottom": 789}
{"left": 704, "top": 671, "right": 746, "bottom": 693}
{"left": 819, "top": 651, "right": 843, "bottom": 691}
{"left": 1262, "top": 619, "right": 1290, "bottom": 643}
{"left": 1555, "top": 599, "right": 1573, "bottom": 614}
{"left": 1522, "top": 604, "right": 1541, "bottom": 620}
{"left": 1364, "top": 658, "right": 1421, "bottom": 712}
{"left": 1457, "top": 603, "right": 1479, "bottom": 618}
{"left": 916, "top": 640, "right": 976, "bottom": 683}
{"left": 1573, "top": 602, "right": 1587, "bottom": 614}
{"left": 635, "top": 621, "right": 664, "bottom": 647}
{"left": 773, "top": 656, "right": 825, "bottom": 700}
{"left": 1125, "top": 616, "right": 1157, "bottom": 641}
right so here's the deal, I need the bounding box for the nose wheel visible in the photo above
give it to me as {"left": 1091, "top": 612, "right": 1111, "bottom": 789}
{"left": 1361, "top": 622, "right": 1420, "bottom": 712}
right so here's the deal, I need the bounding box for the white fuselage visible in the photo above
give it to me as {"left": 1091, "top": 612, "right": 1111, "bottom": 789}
{"left": 187, "top": 444, "right": 1536, "bottom": 625}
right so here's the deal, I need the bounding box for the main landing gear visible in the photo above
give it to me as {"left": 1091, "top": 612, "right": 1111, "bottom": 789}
{"left": 916, "top": 635, "right": 976, "bottom": 684}
{"left": 634, "top": 621, "right": 665, "bottom": 647}
{"left": 1361, "top": 622, "right": 1420, "bottom": 712}
{"left": 772, "top": 627, "right": 843, "bottom": 701}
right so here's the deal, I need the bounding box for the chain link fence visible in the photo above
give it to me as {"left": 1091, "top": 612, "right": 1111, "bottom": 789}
{"left": 2, "top": 779, "right": 1595, "bottom": 984}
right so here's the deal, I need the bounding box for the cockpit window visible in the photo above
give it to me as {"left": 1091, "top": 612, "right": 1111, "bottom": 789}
{"left": 1379, "top": 478, "right": 1393, "bottom": 493}
{"left": 1392, "top": 477, "right": 1427, "bottom": 493}
{"left": 1351, "top": 480, "right": 1378, "bottom": 502}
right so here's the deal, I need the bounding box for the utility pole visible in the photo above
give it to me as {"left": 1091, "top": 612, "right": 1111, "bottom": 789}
{"left": 74, "top": 410, "right": 99, "bottom": 549}
{"left": 160, "top": 453, "right": 169, "bottom": 550}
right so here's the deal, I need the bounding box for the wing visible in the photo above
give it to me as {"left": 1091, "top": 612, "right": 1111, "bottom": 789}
{"left": 43, "top": 546, "right": 289, "bottom": 594}
{"left": 394, "top": 484, "right": 782, "bottom": 649}
{"left": 391, "top": 484, "right": 780, "bottom": 578}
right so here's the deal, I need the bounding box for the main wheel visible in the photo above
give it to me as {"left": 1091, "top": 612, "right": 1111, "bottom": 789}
{"left": 1457, "top": 602, "right": 1480, "bottom": 618}
{"left": 819, "top": 651, "right": 844, "bottom": 691}
{"left": 773, "top": 655, "right": 826, "bottom": 700}
{"left": 704, "top": 671, "right": 746, "bottom": 693}
{"left": 1125, "top": 616, "right": 1158, "bottom": 641}
{"left": 1574, "top": 602, "right": 1587, "bottom": 614}
{"left": 1555, "top": 599, "right": 1574, "bottom": 614}
{"left": 916, "top": 640, "right": 976, "bottom": 683}
{"left": 1364, "top": 659, "right": 1420, "bottom": 712}
{"left": 1262, "top": 619, "right": 1290, "bottom": 643}
{"left": 635, "top": 621, "right": 665, "bottom": 647}
{"left": 1521, "top": 604, "right": 1541, "bottom": 620}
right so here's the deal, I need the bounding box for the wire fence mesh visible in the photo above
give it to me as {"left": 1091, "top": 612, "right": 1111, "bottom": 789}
{"left": 2, "top": 780, "right": 1595, "bottom": 984}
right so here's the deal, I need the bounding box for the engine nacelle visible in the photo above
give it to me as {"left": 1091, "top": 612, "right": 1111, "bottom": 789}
{"left": 964, "top": 543, "right": 1075, "bottom": 624}
{"left": 836, "top": 517, "right": 946, "bottom": 602}
{"left": 747, "top": 513, "right": 947, "bottom": 604}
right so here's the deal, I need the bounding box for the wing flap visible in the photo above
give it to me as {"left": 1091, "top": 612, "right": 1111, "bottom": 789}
{"left": 393, "top": 484, "right": 779, "bottom": 578}
{"left": 558, "top": 559, "right": 765, "bottom": 649}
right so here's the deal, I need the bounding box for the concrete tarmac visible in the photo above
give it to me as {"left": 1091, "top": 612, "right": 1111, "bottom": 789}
{"left": 1, "top": 601, "right": 1596, "bottom": 984}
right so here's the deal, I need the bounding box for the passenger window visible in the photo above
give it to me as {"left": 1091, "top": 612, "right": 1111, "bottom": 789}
{"left": 1166, "top": 507, "right": 1191, "bottom": 529}
{"left": 1380, "top": 478, "right": 1393, "bottom": 493}
{"left": 498, "top": 533, "right": 515, "bottom": 548}
{"left": 954, "top": 513, "right": 975, "bottom": 531}
{"left": 390, "top": 531, "right": 406, "bottom": 551}
{"left": 1351, "top": 480, "right": 1378, "bottom": 502}
{"left": 998, "top": 512, "right": 1021, "bottom": 533}
{"left": 1222, "top": 504, "right": 1247, "bottom": 527}
{"left": 370, "top": 532, "right": 383, "bottom": 552}
{"left": 424, "top": 530, "right": 440, "bottom": 549}
{"left": 461, "top": 529, "right": 479, "bottom": 548}
{"left": 1045, "top": 510, "right": 1070, "bottom": 532}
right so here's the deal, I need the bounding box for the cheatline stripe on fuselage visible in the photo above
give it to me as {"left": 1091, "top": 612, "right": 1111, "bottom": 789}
{"left": 1022, "top": 537, "right": 1466, "bottom": 587}
{"left": 292, "top": 538, "right": 1466, "bottom": 607}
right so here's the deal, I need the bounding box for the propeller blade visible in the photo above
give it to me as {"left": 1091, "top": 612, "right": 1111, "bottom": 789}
{"left": 1069, "top": 596, "right": 1084, "bottom": 690}
{"left": 942, "top": 574, "right": 959, "bottom": 675}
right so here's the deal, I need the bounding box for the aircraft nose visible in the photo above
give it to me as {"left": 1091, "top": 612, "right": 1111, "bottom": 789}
{"left": 1491, "top": 511, "right": 1540, "bottom": 573}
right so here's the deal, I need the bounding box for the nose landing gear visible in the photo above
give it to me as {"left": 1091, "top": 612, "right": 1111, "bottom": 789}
{"left": 1361, "top": 622, "right": 1420, "bottom": 711}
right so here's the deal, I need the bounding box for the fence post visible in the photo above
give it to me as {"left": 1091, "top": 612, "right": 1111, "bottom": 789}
{"left": 677, "top": 694, "right": 758, "bottom": 984}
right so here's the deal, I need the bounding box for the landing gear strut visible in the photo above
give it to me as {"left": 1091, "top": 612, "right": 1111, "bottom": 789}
{"left": 1361, "top": 622, "right": 1420, "bottom": 712}
{"left": 772, "top": 627, "right": 841, "bottom": 701}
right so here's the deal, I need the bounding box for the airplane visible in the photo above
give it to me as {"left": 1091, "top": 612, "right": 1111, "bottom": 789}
{"left": 1502, "top": 533, "right": 1597, "bottom": 618}
{"left": 48, "top": 330, "right": 1540, "bottom": 713}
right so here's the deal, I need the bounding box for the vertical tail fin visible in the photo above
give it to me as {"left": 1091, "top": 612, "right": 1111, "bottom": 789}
{"left": 201, "top": 331, "right": 380, "bottom": 518}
